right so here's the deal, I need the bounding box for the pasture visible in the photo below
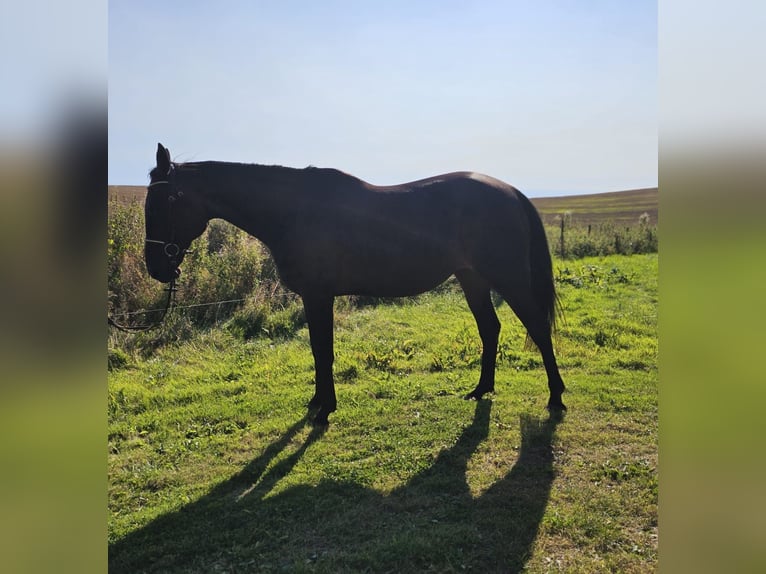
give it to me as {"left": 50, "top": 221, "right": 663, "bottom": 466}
{"left": 532, "top": 187, "right": 657, "bottom": 227}
{"left": 108, "top": 252, "right": 657, "bottom": 572}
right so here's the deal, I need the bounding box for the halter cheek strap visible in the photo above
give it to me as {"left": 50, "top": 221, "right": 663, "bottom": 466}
{"left": 145, "top": 168, "right": 182, "bottom": 260}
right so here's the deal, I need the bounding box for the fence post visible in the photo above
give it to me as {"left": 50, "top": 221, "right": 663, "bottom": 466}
{"left": 559, "top": 216, "right": 566, "bottom": 259}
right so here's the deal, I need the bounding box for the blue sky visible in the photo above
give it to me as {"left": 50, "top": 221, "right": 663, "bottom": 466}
{"left": 109, "top": 1, "right": 656, "bottom": 196}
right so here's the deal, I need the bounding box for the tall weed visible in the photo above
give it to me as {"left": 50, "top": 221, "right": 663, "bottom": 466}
{"left": 108, "top": 201, "right": 293, "bottom": 354}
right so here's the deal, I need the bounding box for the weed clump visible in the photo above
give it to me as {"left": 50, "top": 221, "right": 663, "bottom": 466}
{"left": 109, "top": 200, "right": 296, "bottom": 353}
{"left": 226, "top": 299, "right": 306, "bottom": 341}
{"left": 108, "top": 348, "right": 130, "bottom": 371}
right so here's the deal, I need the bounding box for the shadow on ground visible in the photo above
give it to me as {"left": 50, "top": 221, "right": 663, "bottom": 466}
{"left": 109, "top": 402, "right": 562, "bottom": 573}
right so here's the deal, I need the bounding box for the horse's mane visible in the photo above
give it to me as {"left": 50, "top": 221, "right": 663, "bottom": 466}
{"left": 171, "top": 160, "right": 363, "bottom": 187}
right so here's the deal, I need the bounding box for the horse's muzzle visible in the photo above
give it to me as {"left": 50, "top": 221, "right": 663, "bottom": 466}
{"left": 146, "top": 263, "right": 181, "bottom": 283}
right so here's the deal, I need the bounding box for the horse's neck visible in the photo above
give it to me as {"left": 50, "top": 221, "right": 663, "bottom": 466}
{"left": 202, "top": 164, "right": 301, "bottom": 247}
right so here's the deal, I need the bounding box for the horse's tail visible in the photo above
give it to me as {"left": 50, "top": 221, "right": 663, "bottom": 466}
{"left": 518, "top": 191, "right": 560, "bottom": 340}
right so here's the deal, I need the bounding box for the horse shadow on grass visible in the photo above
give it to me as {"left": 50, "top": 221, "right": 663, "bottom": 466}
{"left": 109, "top": 402, "right": 562, "bottom": 573}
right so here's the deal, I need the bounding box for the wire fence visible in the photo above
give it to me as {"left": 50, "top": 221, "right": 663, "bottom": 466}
{"left": 109, "top": 297, "right": 249, "bottom": 318}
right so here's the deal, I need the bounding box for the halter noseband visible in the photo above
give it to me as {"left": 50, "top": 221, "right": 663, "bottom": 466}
{"left": 145, "top": 237, "right": 181, "bottom": 258}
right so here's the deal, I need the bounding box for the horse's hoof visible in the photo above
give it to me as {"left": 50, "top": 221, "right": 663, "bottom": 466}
{"left": 464, "top": 388, "right": 493, "bottom": 401}
{"left": 312, "top": 413, "right": 330, "bottom": 428}
{"left": 310, "top": 403, "right": 335, "bottom": 427}
{"left": 546, "top": 400, "right": 567, "bottom": 413}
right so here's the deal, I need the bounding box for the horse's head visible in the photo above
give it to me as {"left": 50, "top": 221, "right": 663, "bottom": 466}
{"left": 144, "top": 143, "right": 208, "bottom": 283}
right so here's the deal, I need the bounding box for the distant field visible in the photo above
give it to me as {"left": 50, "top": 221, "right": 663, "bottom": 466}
{"left": 531, "top": 188, "right": 658, "bottom": 227}
{"left": 109, "top": 185, "right": 146, "bottom": 207}
{"left": 108, "top": 186, "right": 659, "bottom": 227}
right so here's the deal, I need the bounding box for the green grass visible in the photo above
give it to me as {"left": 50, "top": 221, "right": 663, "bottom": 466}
{"left": 108, "top": 253, "right": 657, "bottom": 573}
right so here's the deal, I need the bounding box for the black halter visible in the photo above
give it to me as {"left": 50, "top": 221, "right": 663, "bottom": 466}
{"left": 144, "top": 165, "right": 184, "bottom": 266}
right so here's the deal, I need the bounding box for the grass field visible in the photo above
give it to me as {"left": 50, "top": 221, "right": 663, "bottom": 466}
{"left": 532, "top": 188, "right": 658, "bottom": 227}
{"left": 108, "top": 253, "right": 657, "bottom": 573}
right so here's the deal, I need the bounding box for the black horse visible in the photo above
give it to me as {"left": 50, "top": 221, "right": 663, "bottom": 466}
{"left": 145, "top": 143, "right": 566, "bottom": 424}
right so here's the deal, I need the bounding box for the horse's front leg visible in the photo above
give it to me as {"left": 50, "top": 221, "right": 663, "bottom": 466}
{"left": 303, "top": 294, "right": 336, "bottom": 426}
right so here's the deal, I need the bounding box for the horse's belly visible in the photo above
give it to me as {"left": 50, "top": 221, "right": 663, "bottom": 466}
{"left": 331, "top": 247, "right": 457, "bottom": 297}
{"left": 275, "top": 227, "right": 463, "bottom": 297}
{"left": 340, "top": 266, "right": 452, "bottom": 297}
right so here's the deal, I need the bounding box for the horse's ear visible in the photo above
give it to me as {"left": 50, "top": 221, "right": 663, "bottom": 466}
{"left": 156, "top": 143, "right": 171, "bottom": 174}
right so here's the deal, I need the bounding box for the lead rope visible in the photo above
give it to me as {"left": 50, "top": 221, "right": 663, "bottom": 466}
{"left": 108, "top": 279, "right": 177, "bottom": 333}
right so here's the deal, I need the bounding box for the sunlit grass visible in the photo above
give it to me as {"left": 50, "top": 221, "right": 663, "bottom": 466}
{"left": 109, "top": 253, "right": 657, "bottom": 573}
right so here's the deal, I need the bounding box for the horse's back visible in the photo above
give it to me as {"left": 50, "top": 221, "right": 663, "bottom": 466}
{"left": 299, "top": 169, "right": 529, "bottom": 261}
{"left": 281, "top": 171, "right": 529, "bottom": 294}
{"left": 364, "top": 170, "right": 518, "bottom": 197}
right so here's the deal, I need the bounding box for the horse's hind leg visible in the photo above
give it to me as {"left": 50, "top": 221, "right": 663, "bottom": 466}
{"left": 456, "top": 270, "right": 501, "bottom": 400}
{"left": 496, "top": 284, "right": 567, "bottom": 412}
{"left": 303, "top": 294, "right": 337, "bottom": 426}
